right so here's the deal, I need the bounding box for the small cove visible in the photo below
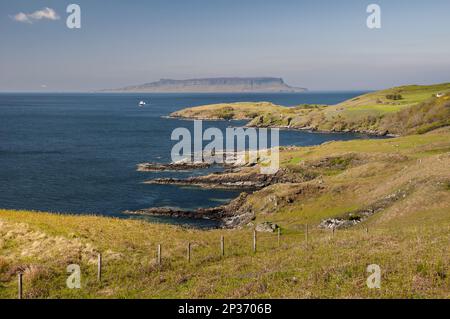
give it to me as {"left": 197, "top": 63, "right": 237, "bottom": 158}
{"left": 0, "top": 92, "right": 380, "bottom": 226}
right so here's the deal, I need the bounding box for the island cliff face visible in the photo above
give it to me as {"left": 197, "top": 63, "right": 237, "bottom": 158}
{"left": 103, "top": 77, "right": 307, "bottom": 93}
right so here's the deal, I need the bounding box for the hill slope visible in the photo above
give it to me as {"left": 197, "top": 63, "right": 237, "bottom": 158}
{"left": 171, "top": 83, "right": 450, "bottom": 136}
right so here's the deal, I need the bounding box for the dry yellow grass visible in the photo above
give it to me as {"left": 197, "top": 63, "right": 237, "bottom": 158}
{"left": 1, "top": 128, "right": 449, "bottom": 298}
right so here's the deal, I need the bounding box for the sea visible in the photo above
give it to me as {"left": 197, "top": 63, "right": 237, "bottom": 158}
{"left": 0, "top": 92, "right": 372, "bottom": 226}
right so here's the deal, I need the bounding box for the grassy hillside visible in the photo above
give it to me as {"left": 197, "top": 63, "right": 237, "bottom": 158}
{"left": 1, "top": 128, "right": 449, "bottom": 299}
{"left": 170, "top": 102, "right": 292, "bottom": 121}
{"left": 171, "top": 83, "right": 450, "bottom": 136}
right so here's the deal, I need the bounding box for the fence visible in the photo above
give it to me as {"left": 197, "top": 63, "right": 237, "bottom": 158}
{"left": 13, "top": 224, "right": 372, "bottom": 299}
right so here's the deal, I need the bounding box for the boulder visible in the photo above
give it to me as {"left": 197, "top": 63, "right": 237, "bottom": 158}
{"left": 255, "top": 222, "right": 279, "bottom": 233}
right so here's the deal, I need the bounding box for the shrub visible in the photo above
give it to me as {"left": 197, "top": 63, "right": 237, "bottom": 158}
{"left": 0, "top": 257, "right": 9, "bottom": 274}
{"left": 214, "top": 107, "right": 234, "bottom": 120}
{"left": 386, "top": 94, "right": 403, "bottom": 100}
{"left": 247, "top": 112, "right": 259, "bottom": 119}
{"left": 445, "top": 182, "right": 450, "bottom": 191}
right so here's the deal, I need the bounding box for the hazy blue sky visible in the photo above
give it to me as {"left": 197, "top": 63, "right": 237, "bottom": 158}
{"left": 1, "top": 0, "right": 449, "bottom": 91}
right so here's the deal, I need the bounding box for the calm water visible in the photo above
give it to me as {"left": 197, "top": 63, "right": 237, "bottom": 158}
{"left": 0, "top": 92, "right": 370, "bottom": 225}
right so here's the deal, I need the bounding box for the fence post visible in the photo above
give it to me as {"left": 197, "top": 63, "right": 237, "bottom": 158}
{"left": 97, "top": 253, "right": 102, "bottom": 282}
{"left": 277, "top": 228, "right": 281, "bottom": 247}
{"left": 305, "top": 224, "right": 309, "bottom": 246}
{"left": 220, "top": 236, "right": 225, "bottom": 257}
{"left": 187, "top": 242, "right": 191, "bottom": 263}
{"left": 253, "top": 230, "right": 257, "bottom": 253}
{"left": 18, "top": 273, "right": 23, "bottom": 300}
{"left": 157, "top": 244, "right": 162, "bottom": 266}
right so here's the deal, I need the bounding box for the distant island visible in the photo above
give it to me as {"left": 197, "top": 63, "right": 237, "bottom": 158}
{"left": 101, "top": 77, "right": 307, "bottom": 93}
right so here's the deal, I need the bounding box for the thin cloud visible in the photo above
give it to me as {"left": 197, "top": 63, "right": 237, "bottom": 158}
{"left": 11, "top": 7, "right": 60, "bottom": 24}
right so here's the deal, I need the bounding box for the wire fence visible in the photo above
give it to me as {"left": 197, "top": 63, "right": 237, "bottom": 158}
{"left": 13, "top": 224, "right": 376, "bottom": 299}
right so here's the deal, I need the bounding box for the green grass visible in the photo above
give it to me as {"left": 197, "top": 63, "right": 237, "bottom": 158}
{"left": 1, "top": 129, "right": 449, "bottom": 299}
{"left": 288, "top": 157, "right": 304, "bottom": 165}
{"left": 172, "top": 83, "right": 450, "bottom": 136}
{"left": 336, "top": 83, "right": 450, "bottom": 110}
{"left": 0, "top": 207, "right": 448, "bottom": 298}
{"left": 171, "top": 102, "right": 290, "bottom": 121}
{"left": 346, "top": 104, "right": 404, "bottom": 114}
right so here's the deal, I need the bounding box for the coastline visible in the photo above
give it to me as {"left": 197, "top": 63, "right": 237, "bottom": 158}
{"left": 134, "top": 83, "right": 450, "bottom": 229}
{"left": 168, "top": 114, "right": 398, "bottom": 137}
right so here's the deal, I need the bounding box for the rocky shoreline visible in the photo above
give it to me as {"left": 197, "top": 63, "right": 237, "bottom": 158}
{"left": 132, "top": 159, "right": 258, "bottom": 227}
{"left": 131, "top": 147, "right": 419, "bottom": 230}
{"left": 137, "top": 161, "right": 212, "bottom": 172}
{"left": 145, "top": 166, "right": 308, "bottom": 189}
{"left": 286, "top": 126, "right": 398, "bottom": 138}
{"left": 131, "top": 156, "right": 310, "bottom": 228}
{"left": 169, "top": 113, "right": 395, "bottom": 137}
{"left": 131, "top": 92, "right": 430, "bottom": 229}
{"left": 124, "top": 192, "right": 255, "bottom": 229}
{"left": 132, "top": 152, "right": 367, "bottom": 228}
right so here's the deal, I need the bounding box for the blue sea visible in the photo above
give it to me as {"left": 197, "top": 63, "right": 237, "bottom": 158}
{"left": 0, "top": 92, "right": 371, "bottom": 226}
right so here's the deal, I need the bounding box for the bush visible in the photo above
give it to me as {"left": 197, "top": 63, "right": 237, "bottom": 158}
{"left": 247, "top": 112, "right": 260, "bottom": 119}
{"left": 386, "top": 94, "right": 403, "bottom": 100}
{"left": 444, "top": 182, "right": 450, "bottom": 191}
{"left": 214, "top": 107, "right": 235, "bottom": 120}
{"left": 221, "top": 112, "right": 234, "bottom": 120}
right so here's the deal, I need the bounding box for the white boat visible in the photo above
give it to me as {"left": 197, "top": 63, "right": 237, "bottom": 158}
{"left": 139, "top": 101, "right": 146, "bottom": 107}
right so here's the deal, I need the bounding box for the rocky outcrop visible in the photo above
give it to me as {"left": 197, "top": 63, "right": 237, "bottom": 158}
{"left": 124, "top": 192, "right": 255, "bottom": 229}
{"left": 132, "top": 165, "right": 321, "bottom": 228}
{"left": 145, "top": 168, "right": 309, "bottom": 190}
{"left": 137, "top": 162, "right": 211, "bottom": 172}
{"left": 124, "top": 207, "right": 217, "bottom": 221}
{"left": 255, "top": 222, "right": 279, "bottom": 233}
{"left": 319, "top": 187, "right": 411, "bottom": 229}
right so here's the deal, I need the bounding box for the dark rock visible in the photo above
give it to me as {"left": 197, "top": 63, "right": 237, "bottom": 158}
{"left": 145, "top": 167, "right": 308, "bottom": 190}
{"left": 137, "top": 162, "right": 211, "bottom": 172}
{"left": 124, "top": 192, "right": 254, "bottom": 229}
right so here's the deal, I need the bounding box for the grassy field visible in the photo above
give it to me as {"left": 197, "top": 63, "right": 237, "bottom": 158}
{"left": 172, "top": 83, "right": 450, "bottom": 136}
{"left": 170, "top": 101, "right": 292, "bottom": 121}
{"left": 1, "top": 128, "right": 449, "bottom": 299}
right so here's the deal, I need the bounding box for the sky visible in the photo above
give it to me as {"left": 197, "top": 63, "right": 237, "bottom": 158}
{"left": 0, "top": 0, "right": 450, "bottom": 92}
